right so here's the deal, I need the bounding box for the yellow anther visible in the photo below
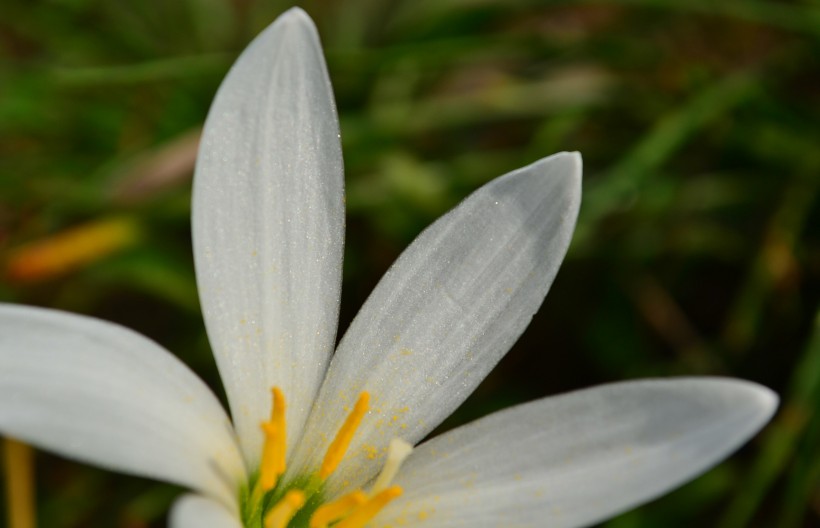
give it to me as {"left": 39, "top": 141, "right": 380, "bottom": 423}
{"left": 264, "top": 489, "right": 305, "bottom": 528}
{"left": 309, "top": 490, "right": 367, "bottom": 528}
{"left": 259, "top": 423, "right": 280, "bottom": 491}
{"left": 334, "top": 486, "right": 403, "bottom": 528}
{"left": 259, "top": 387, "right": 288, "bottom": 491}
{"left": 320, "top": 392, "right": 370, "bottom": 479}
{"left": 370, "top": 438, "right": 413, "bottom": 495}
{"left": 270, "top": 387, "right": 287, "bottom": 473}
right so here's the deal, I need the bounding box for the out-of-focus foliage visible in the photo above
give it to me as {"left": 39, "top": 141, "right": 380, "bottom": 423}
{"left": 1, "top": 0, "right": 818, "bottom": 526}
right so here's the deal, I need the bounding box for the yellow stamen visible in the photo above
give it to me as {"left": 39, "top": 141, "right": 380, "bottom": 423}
{"left": 3, "top": 438, "right": 36, "bottom": 528}
{"left": 334, "top": 486, "right": 403, "bottom": 528}
{"left": 264, "top": 489, "right": 305, "bottom": 528}
{"left": 259, "top": 387, "right": 288, "bottom": 491}
{"left": 320, "top": 392, "right": 370, "bottom": 480}
{"left": 270, "top": 387, "right": 287, "bottom": 474}
{"left": 309, "top": 491, "right": 367, "bottom": 528}
{"left": 258, "top": 423, "right": 280, "bottom": 491}
{"left": 369, "top": 438, "right": 413, "bottom": 495}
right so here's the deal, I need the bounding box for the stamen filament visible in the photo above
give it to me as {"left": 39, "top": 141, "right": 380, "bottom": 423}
{"left": 259, "top": 387, "right": 288, "bottom": 491}
{"left": 309, "top": 491, "right": 367, "bottom": 528}
{"left": 264, "top": 489, "right": 305, "bottom": 528}
{"left": 320, "top": 392, "right": 370, "bottom": 479}
{"left": 369, "top": 438, "right": 413, "bottom": 495}
{"left": 3, "top": 438, "right": 36, "bottom": 528}
{"left": 334, "top": 486, "right": 403, "bottom": 528}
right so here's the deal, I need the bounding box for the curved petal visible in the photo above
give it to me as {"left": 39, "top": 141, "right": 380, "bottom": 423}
{"left": 0, "top": 305, "right": 246, "bottom": 508}
{"left": 289, "top": 153, "right": 582, "bottom": 491}
{"left": 170, "top": 495, "right": 242, "bottom": 528}
{"left": 193, "top": 7, "right": 345, "bottom": 464}
{"left": 373, "top": 378, "right": 778, "bottom": 528}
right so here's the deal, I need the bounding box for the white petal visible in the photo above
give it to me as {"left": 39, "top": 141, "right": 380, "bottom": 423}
{"left": 0, "top": 305, "right": 246, "bottom": 508}
{"left": 373, "top": 378, "right": 778, "bottom": 528}
{"left": 289, "top": 153, "right": 582, "bottom": 491}
{"left": 170, "top": 495, "right": 242, "bottom": 528}
{"left": 192, "top": 7, "right": 345, "bottom": 464}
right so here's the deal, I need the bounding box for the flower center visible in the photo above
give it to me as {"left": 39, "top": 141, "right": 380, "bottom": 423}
{"left": 242, "top": 388, "right": 410, "bottom": 528}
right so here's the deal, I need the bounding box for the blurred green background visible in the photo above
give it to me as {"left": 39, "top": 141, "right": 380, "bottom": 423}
{"left": 1, "top": 0, "right": 819, "bottom": 526}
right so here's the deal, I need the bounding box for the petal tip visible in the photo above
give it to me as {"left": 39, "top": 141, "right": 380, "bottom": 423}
{"left": 555, "top": 150, "right": 583, "bottom": 182}
{"left": 695, "top": 376, "right": 779, "bottom": 429}
{"left": 565, "top": 151, "right": 583, "bottom": 191}
{"left": 744, "top": 380, "right": 779, "bottom": 421}
{"left": 277, "top": 6, "right": 317, "bottom": 33}
{"left": 530, "top": 151, "right": 583, "bottom": 188}
{"left": 535, "top": 151, "right": 583, "bottom": 212}
{"left": 266, "top": 7, "right": 323, "bottom": 63}
{"left": 568, "top": 150, "right": 583, "bottom": 170}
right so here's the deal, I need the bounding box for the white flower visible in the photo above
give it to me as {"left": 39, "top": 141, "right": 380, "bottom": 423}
{"left": 0, "top": 8, "right": 776, "bottom": 528}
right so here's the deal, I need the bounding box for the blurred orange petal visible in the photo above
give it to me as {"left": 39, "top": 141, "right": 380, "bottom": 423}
{"left": 5, "top": 217, "right": 140, "bottom": 282}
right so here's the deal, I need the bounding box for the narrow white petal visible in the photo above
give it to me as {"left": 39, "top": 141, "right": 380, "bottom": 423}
{"left": 0, "top": 305, "right": 246, "bottom": 508}
{"left": 373, "top": 378, "right": 777, "bottom": 528}
{"left": 170, "top": 495, "right": 242, "bottom": 528}
{"left": 290, "top": 153, "right": 582, "bottom": 490}
{"left": 193, "top": 7, "right": 344, "bottom": 464}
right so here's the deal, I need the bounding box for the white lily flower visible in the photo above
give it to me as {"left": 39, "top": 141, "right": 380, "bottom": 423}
{"left": 0, "top": 7, "right": 777, "bottom": 528}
